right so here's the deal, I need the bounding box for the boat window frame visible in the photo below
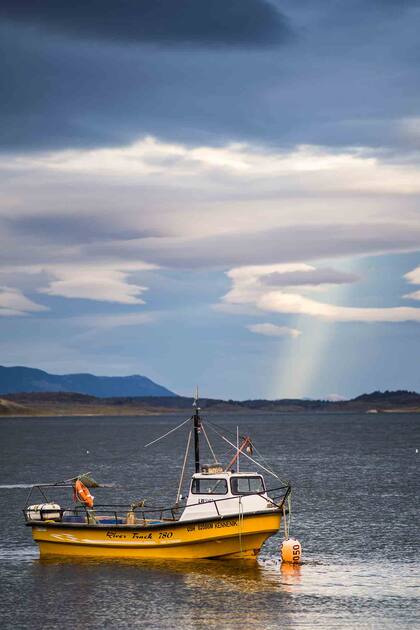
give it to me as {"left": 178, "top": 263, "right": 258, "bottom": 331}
{"left": 230, "top": 475, "right": 266, "bottom": 495}
{"left": 190, "top": 477, "right": 229, "bottom": 495}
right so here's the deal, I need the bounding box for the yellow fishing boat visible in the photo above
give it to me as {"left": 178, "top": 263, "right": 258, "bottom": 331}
{"left": 24, "top": 396, "right": 291, "bottom": 560}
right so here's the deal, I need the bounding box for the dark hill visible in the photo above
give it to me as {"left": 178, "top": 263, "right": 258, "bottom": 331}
{"left": 1, "top": 389, "right": 419, "bottom": 416}
{"left": 0, "top": 366, "right": 176, "bottom": 398}
{"left": 353, "top": 390, "right": 420, "bottom": 405}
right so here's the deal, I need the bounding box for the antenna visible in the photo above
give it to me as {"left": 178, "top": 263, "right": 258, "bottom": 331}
{"left": 193, "top": 385, "right": 200, "bottom": 473}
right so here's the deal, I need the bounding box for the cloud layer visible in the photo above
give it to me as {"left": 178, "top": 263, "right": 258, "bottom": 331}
{"left": 261, "top": 267, "right": 359, "bottom": 287}
{"left": 222, "top": 263, "right": 420, "bottom": 323}
{"left": 1, "top": 138, "right": 419, "bottom": 320}
{"left": 0, "top": 1, "right": 289, "bottom": 48}
{"left": 247, "top": 323, "right": 301, "bottom": 338}
{"left": 1, "top": 137, "right": 420, "bottom": 272}
{"left": 403, "top": 265, "right": 420, "bottom": 300}
{"left": 38, "top": 264, "right": 154, "bottom": 304}
{"left": 0, "top": 287, "right": 47, "bottom": 317}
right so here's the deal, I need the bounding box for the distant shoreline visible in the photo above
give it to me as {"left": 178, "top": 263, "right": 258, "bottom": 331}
{"left": 2, "top": 409, "right": 420, "bottom": 418}
{"left": 1, "top": 390, "right": 419, "bottom": 417}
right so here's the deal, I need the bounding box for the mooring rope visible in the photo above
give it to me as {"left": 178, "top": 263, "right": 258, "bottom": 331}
{"left": 238, "top": 496, "right": 244, "bottom": 556}
{"left": 283, "top": 503, "right": 289, "bottom": 539}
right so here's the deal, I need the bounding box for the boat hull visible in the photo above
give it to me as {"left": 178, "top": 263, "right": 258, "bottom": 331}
{"left": 29, "top": 510, "right": 281, "bottom": 560}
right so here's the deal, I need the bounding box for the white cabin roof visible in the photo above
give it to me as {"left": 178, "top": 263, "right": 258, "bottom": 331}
{"left": 192, "top": 471, "right": 260, "bottom": 479}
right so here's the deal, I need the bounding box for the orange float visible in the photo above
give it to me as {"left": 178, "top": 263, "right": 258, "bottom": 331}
{"left": 74, "top": 479, "right": 94, "bottom": 508}
{"left": 281, "top": 538, "right": 302, "bottom": 564}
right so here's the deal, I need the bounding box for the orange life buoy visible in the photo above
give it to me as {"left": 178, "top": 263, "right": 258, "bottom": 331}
{"left": 74, "top": 479, "right": 94, "bottom": 508}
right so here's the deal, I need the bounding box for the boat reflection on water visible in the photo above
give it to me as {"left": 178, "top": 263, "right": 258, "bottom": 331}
{"left": 37, "top": 553, "right": 300, "bottom": 595}
{"left": 34, "top": 556, "right": 299, "bottom": 628}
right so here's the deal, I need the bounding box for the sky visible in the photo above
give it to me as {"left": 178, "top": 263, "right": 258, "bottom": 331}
{"left": 0, "top": 0, "right": 419, "bottom": 400}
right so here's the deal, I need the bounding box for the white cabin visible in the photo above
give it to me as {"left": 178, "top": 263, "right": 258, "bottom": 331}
{"left": 179, "top": 469, "right": 277, "bottom": 521}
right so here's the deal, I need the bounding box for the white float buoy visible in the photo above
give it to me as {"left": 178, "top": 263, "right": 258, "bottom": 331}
{"left": 281, "top": 538, "right": 302, "bottom": 564}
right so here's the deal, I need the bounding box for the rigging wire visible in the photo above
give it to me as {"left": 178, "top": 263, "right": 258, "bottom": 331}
{"left": 251, "top": 442, "right": 289, "bottom": 486}
{"left": 175, "top": 430, "right": 192, "bottom": 505}
{"left": 205, "top": 416, "right": 289, "bottom": 484}
{"left": 250, "top": 442, "right": 276, "bottom": 474}
{"left": 204, "top": 417, "right": 244, "bottom": 442}
{"left": 143, "top": 405, "right": 290, "bottom": 502}
{"left": 200, "top": 422, "right": 218, "bottom": 463}
{"left": 143, "top": 416, "right": 191, "bottom": 448}
{"left": 205, "top": 422, "right": 280, "bottom": 479}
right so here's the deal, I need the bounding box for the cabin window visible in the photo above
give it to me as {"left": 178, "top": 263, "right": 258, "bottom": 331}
{"left": 191, "top": 478, "right": 228, "bottom": 495}
{"left": 230, "top": 476, "right": 265, "bottom": 495}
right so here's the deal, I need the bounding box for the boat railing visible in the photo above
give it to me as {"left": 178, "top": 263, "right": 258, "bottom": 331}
{"left": 23, "top": 484, "right": 291, "bottom": 526}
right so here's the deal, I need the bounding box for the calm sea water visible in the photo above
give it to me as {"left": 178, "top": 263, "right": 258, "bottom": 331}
{"left": 0, "top": 412, "right": 419, "bottom": 629}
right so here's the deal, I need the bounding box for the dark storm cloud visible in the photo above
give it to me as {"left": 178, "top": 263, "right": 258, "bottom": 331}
{"left": 0, "top": 24, "right": 286, "bottom": 151}
{"left": 0, "top": 1, "right": 419, "bottom": 152}
{"left": 0, "top": 0, "right": 290, "bottom": 48}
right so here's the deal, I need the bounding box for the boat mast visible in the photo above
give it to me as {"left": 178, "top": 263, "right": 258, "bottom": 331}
{"left": 193, "top": 386, "right": 200, "bottom": 473}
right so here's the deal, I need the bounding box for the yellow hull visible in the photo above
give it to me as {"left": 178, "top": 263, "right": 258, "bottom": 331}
{"left": 30, "top": 511, "right": 281, "bottom": 560}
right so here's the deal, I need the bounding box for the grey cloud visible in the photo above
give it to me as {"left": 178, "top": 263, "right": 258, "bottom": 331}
{"left": 4, "top": 215, "right": 161, "bottom": 245}
{"left": 88, "top": 223, "right": 420, "bottom": 269}
{"left": 2, "top": 219, "right": 418, "bottom": 273}
{"left": 0, "top": 1, "right": 290, "bottom": 48}
{"left": 261, "top": 268, "right": 359, "bottom": 287}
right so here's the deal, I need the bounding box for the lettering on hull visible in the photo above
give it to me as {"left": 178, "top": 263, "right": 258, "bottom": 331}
{"left": 35, "top": 514, "right": 275, "bottom": 548}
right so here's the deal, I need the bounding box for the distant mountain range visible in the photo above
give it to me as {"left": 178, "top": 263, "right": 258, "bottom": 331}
{"left": 0, "top": 388, "right": 419, "bottom": 416}
{"left": 0, "top": 366, "right": 176, "bottom": 398}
